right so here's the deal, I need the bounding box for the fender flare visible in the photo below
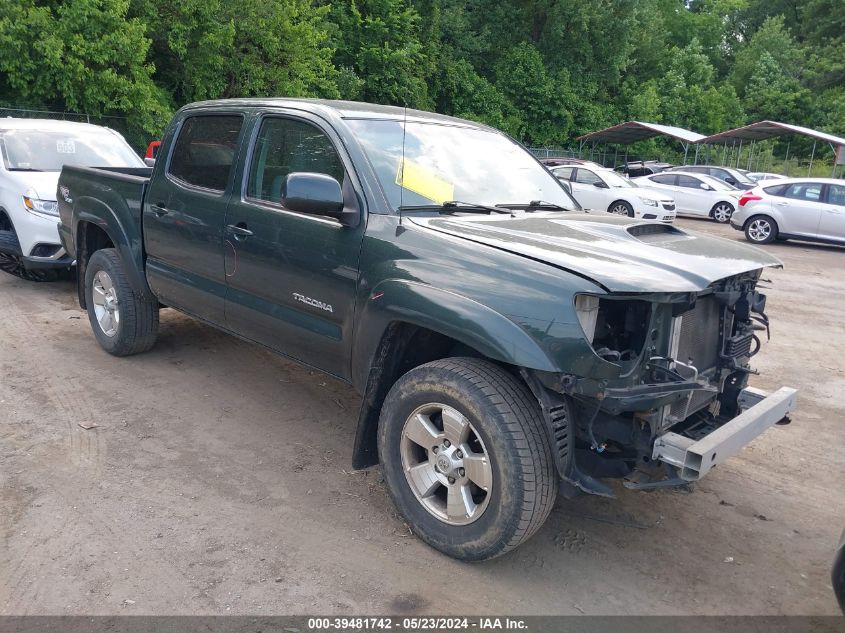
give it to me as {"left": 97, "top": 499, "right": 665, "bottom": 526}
{"left": 349, "top": 280, "right": 559, "bottom": 469}
{"left": 74, "top": 196, "right": 153, "bottom": 304}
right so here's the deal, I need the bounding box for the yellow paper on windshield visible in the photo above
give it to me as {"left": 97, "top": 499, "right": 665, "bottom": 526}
{"left": 396, "top": 158, "right": 454, "bottom": 204}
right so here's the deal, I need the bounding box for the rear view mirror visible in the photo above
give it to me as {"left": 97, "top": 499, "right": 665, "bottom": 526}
{"left": 283, "top": 172, "right": 348, "bottom": 220}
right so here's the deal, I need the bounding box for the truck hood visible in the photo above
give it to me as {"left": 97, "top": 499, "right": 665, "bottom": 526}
{"left": 408, "top": 212, "right": 782, "bottom": 293}
{"left": 3, "top": 170, "right": 60, "bottom": 201}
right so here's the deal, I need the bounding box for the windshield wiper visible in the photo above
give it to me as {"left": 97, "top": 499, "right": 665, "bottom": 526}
{"left": 399, "top": 200, "right": 512, "bottom": 215}
{"left": 496, "top": 200, "right": 572, "bottom": 212}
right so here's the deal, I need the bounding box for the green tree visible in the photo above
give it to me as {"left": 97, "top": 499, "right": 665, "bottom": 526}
{"left": 0, "top": 0, "right": 169, "bottom": 136}
{"left": 493, "top": 42, "right": 573, "bottom": 145}
{"left": 326, "top": 0, "right": 431, "bottom": 108}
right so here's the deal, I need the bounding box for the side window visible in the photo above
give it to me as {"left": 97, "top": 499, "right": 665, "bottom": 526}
{"left": 247, "top": 117, "right": 345, "bottom": 204}
{"left": 784, "top": 182, "right": 823, "bottom": 202}
{"left": 552, "top": 166, "right": 574, "bottom": 180}
{"left": 763, "top": 184, "right": 788, "bottom": 196}
{"left": 677, "top": 175, "right": 702, "bottom": 189}
{"left": 650, "top": 174, "right": 676, "bottom": 185}
{"left": 168, "top": 116, "right": 243, "bottom": 191}
{"left": 574, "top": 169, "right": 601, "bottom": 185}
{"left": 827, "top": 184, "right": 845, "bottom": 206}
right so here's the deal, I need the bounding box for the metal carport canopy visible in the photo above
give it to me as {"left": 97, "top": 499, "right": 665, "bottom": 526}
{"left": 698, "top": 120, "right": 845, "bottom": 176}
{"left": 698, "top": 120, "right": 845, "bottom": 146}
{"left": 576, "top": 121, "right": 706, "bottom": 145}
{"left": 576, "top": 121, "right": 706, "bottom": 164}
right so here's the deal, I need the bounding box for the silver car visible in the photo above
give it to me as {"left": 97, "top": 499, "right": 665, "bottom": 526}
{"left": 731, "top": 178, "right": 845, "bottom": 245}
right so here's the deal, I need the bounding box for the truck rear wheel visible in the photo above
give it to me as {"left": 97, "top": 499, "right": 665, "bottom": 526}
{"left": 85, "top": 248, "right": 159, "bottom": 356}
{"left": 378, "top": 358, "right": 557, "bottom": 561}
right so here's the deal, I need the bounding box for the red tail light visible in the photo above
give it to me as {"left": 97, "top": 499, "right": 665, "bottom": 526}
{"left": 738, "top": 192, "right": 762, "bottom": 207}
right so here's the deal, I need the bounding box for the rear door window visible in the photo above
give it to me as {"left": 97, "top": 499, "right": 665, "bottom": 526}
{"left": 168, "top": 115, "right": 243, "bottom": 192}
{"left": 677, "top": 175, "right": 703, "bottom": 189}
{"left": 784, "top": 182, "right": 823, "bottom": 202}
{"left": 574, "top": 169, "right": 601, "bottom": 185}
{"left": 650, "top": 174, "right": 676, "bottom": 185}
{"left": 552, "top": 166, "right": 574, "bottom": 180}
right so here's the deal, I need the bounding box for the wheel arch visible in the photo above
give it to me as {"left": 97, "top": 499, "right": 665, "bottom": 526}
{"left": 349, "top": 281, "right": 560, "bottom": 469}
{"left": 73, "top": 200, "right": 152, "bottom": 309}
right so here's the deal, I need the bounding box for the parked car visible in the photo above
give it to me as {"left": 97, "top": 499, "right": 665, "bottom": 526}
{"left": 834, "top": 528, "right": 845, "bottom": 614}
{"left": 540, "top": 157, "right": 603, "bottom": 169}
{"left": 552, "top": 165, "right": 675, "bottom": 222}
{"left": 670, "top": 165, "right": 755, "bottom": 189}
{"left": 619, "top": 160, "right": 674, "bottom": 178}
{"left": 747, "top": 172, "right": 786, "bottom": 183}
{"left": 58, "top": 98, "right": 795, "bottom": 561}
{"left": 730, "top": 178, "right": 845, "bottom": 245}
{"left": 634, "top": 171, "right": 742, "bottom": 223}
{"left": 0, "top": 119, "right": 145, "bottom": 280}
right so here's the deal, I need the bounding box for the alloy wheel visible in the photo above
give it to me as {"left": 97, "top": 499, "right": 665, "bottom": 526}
{"left": 400, "top": 403, "right": 493, "bottom": 526}
{"left": 91, "top": 270, "right": 120, "bottom": 337}
{"left": 713, "top": 204, "right": 733, "bottom": 223}
{"left": 747, "top": 218, "right": 772, "bottom": 242}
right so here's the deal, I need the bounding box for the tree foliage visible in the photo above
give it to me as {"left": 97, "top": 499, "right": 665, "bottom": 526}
{"left": 1, "top": 0, "right": 843, "bottom": 155}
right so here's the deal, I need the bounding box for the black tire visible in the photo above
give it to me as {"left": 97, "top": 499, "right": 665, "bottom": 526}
{"left": 378, "top": 358, "right": 557, "bottom": 561}
{"left": 744, "top": 215, "right": 778, "bottom": 244}
{"left": 711, "top": 202, "right": 734, "bottom": 223}
{"left": 84, "top": 248, "right": 159, "bottom": 356}
{"left": 608, "top": 200, "right": 634, "bottom": 217}
{"left": 0, "top": 229, "right": 60, "bottom": 282}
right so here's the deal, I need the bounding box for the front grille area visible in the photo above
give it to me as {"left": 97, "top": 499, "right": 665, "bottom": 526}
{"left": 676, "top": 295, "right": 721, "bottom": 371}
{"left": 666, "top": 295, "right": 724, "bottom": 424}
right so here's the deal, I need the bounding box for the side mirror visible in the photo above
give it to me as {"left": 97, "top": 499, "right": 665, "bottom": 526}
{"left": 699, "top": 183, "right": 712, "bottom": 191}
{"left": 558, "top": 179, "right": 571, "bottom": 193}
{"left": 593, "top": 181, "right": 608, "bottom": 189}
{"left": 725, "top": 178, "right": 737, "bottom": 186}
{"left": 283, "top": 172, "right": 347, "bottom": 219}
{"left": 144, "top": 157, "right": 156, "bottom": 167}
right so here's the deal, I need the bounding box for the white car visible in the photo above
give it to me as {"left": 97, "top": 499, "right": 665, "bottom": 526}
{"left": 747, "top": 172, "right": 786, "bottom": 183}
{"left": 730, "top": 177, "right": 845, "bottom": 245}
{"left": 552, "top": 165, "right": 676, "bottom": 223}
{"left": 633, "top": 170, "right": 742, "bottom": 223}
{"left": 0, "top": 119, "right": 144, "bottom": 279}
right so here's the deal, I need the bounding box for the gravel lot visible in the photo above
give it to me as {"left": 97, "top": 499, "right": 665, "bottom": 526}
{"left": 1, "top": 217, "right": 842, "bottom": 616}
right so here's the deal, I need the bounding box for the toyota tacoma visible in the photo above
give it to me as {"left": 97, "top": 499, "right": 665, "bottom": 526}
{"left": 57, "top": 99, "right": 797, "bottom": 561}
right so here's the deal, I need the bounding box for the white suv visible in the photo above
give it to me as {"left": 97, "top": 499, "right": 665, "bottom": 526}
{"left": 0, "top": 119, "right": 144, "bottom": 279}
{"left": 552, "top": 165, "right": 676, "bottom": 223}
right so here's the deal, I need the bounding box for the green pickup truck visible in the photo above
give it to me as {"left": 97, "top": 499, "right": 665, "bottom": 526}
{"left": 57, "top": 99, "right": 797, "bottom": 561}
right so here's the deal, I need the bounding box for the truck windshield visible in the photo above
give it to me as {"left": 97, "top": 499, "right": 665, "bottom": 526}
{"left": 345, "top": 119, "right": 579, "bottom": 211}
{"left": 0, "top": 128, "right": 144, "bottom": 171}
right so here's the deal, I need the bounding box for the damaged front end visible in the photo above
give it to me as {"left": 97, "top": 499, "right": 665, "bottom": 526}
{"left": 524, "top": 271, "right": 797, "bottom": 497}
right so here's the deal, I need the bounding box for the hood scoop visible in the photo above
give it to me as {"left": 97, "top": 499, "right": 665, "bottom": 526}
{"left": 627, "top": 223, "right": 688, "bottom": 243}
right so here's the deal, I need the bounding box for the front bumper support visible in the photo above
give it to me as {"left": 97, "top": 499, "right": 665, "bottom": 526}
{"left": 652, "top": 386, "right": 798, "bottom": 480}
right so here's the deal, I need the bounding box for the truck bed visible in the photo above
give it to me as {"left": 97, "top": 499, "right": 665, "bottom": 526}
{"left": 57, "top": 165, "right": 155, "bottom": 306}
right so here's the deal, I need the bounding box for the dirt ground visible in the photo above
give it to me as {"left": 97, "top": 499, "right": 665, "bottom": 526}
{"left": 1, "top": 217, "right": 843, "bottom": 616}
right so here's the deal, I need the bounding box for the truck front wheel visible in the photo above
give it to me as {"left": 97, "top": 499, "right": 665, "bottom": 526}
{"left": 378, "top": 358, "right": 557, "bottom": 561}
{"left": 85, "top": 248, "right": 159, "bottom": 356}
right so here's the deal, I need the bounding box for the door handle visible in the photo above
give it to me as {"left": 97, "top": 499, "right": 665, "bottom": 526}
{"left": 151, "top": 202, "right": 169, "bottom": 216}
{"left": 226, "top": 223, "right": 253, "bottom": 240}
{"left": 776, "top": 202, "right": 789, "bottom": 206}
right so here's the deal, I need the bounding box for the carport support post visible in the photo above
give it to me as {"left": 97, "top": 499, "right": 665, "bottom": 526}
{"left": 808, "top": 140, "right": 816, "bottom": 177}
{"left": 784, "top": 142, "right": 790, "bottom": 176}
{"left": 693, "top": 144, "right": 700, "bottom": 165}
{"left": 747, "top": 140, "right": 756, "bottom": 171}
{"left": 683, "top": 143, "right": 689, "bottom": 165}
{"left": 735, "top": 139, "right": 743, "bottom": 168}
